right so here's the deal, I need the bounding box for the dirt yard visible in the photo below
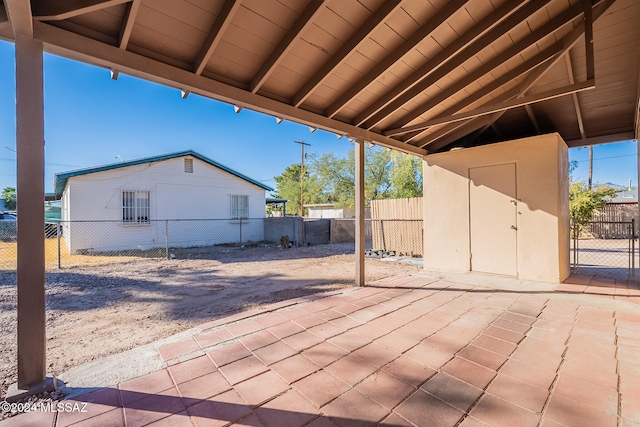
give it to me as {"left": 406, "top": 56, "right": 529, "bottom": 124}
{"left": 0, "top": 244, "right": 418, "bottom": 396}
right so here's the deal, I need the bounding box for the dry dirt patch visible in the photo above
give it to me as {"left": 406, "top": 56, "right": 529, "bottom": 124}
{"left": 0, "top": 244, "right": 418, "bottom": 396}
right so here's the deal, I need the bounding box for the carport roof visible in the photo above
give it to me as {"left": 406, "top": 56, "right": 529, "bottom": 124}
{"left": 2, "top": 0, "right": 639, "bottom": 155}
{"left": 53, "top": 149, "right": 273, "bottom": 197}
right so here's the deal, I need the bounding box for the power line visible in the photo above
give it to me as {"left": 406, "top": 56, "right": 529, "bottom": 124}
{"left": 575, "top": 153, "right": 636, "bottom": 162}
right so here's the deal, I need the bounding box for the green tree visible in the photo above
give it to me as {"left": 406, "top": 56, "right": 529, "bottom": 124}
{"left": 2, "top": 187, "right": 16, "bottom": 210}
{"left": 272, "top": 163, "right": 324, "bottom": 216}
{"left": 569, "top": 182, "right": 617, "bottom": 233}
{"left": 390, "top": 151, "right": 422, "bottom": 198}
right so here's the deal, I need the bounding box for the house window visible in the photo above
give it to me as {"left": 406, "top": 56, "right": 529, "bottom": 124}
{"left": 184, "top": 158, "right": 193, "bottom": 173}
{"left": 231, "top": 195, "right": 248, "bottom": 219}
{"left": 123, "top": 191, "right": 150, "bottom": 224}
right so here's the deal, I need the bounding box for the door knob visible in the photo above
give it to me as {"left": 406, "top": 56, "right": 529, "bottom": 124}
{"left": 510, "top": 225, "right": 517, "bottom": 230}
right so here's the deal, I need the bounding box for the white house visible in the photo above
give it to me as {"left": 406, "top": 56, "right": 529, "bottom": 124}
{"left": 54, "top": 150, "right": 273, "bottom": 254}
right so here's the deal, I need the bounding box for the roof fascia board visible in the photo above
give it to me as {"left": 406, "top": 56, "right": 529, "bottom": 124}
{"left": 30, "top": 21, "right": 426, "bottom": 157}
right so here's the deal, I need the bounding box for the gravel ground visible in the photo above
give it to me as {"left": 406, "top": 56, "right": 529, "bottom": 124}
{"left": 0, "top": 243, "right": 419, "bottom": 398}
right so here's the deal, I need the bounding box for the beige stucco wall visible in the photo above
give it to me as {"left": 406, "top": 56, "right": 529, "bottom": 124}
{"left": 423, "top": 133, "right": 570, "bottom": 283}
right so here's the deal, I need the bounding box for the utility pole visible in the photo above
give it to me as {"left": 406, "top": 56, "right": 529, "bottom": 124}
{"left": 588, "top": 145, "right": 593, "bottom": 190}
{"left": 294, "top": 141, "right": 311, "bottom": 216}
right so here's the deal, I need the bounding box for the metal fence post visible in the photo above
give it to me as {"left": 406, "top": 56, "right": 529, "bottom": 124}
{"left": 165, "top": 220, "right": 169, "bottom": 259}
{"left": 239, "top": 219, "right": 243, "bottom": 245}
{"left": 57, "top": 220, "right": 61, "bottom": 269}
{"left": 632, "top": 219, "right": 636, "bottom": 278}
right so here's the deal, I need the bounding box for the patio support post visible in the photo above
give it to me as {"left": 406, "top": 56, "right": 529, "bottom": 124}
{"left": 355, "top": 138, "right": 365, "bottom": 287}
{"left": 15, "top": 34, "right": 46, "bottom": 388}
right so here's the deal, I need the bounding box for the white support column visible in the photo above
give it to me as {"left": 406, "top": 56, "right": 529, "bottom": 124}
{"left": 15, "top": 34, "right": 46, "bottom": 388}
{"left": 355, "top": 138, "right": 365, "bottom": 287}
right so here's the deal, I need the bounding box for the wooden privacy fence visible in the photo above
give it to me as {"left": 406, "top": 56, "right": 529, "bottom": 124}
{"left": 371, "top": 198, "right": 423, "bottom": 256}
{"left": 590, "top": 203, "right": 639, "bottom": 239}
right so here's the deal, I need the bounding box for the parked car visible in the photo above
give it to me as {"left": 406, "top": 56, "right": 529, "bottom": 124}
{"left": 0, "top": 212, "right": 17, "bottom": 241}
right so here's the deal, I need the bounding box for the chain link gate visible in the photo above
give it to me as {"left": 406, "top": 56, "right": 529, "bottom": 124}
{"left": 571, "top": 217, "right": 637, "bottom": 279}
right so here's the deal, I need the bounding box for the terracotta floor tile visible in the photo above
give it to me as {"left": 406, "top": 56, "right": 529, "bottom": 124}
{"left": 207, "top": 340, "right": 252, "bottom": 368}
{"left": 378, "top": 413, "right": 414, "bottom": 427}
{"left": 308, "top": 322, "right": 346, "bottom": 340}
{"left": 255, "top": 390, "right": 319, "bottom": 427}
{"left": 194, "top": 329, "right": 235, "bottom": 349}
{"left": 332, "top": 303, "right": 363, "bottom": 316}
{"left": 501, "top": 311, "right": 537, "bottom": 326}
{"left": 305, "top": 416, "right": 340, "bottom": 427}
{"left": 327, "top": 332, "right": 371, "bottom": 353}
{"left": 253, "top": 313, "right": 288, "bottom": 329}
{"left": 239, "top": 330, "right": 279, "bottom": 351}
{"left": 621, "top": 393, "right": 640, "bottom": 424}
{"left": 518, "top": 336, "right": 566, "bottom": 358}
{"left": 457, "top": 345, "right": 507, "bottom": 371}
{"left": 510, "top": 347, "right": 562, "bottom": 373}
{"left": 375, "top": 332, "right": 419, "bottom": 354}
{"left": 356, "top": 371, "right": 415, "bottom": 411}
{"left": 499, "top": 359, "right": 557, "bottom": 390}
{"left": 293, "top": 369, "right": 351, "bottom": 408}
{"left": 553, "top": 374, "right": 618, "bottom": 414}
{"left": 382, "top": 355, "right": 437, "bottom": 387}
{"left": 282, "top": 331, "right": 324, "bottom": 352}
{"left": 425, "top": 332, "right": 469, "bottom": 354}
{"left": 329, "top": 315, "right": 365, "bottom": 330}
{"left": 483, "top": 326, "right": 524, "bottom": 344}
{"left": 252, "top": 341, "right": 297, "bottom": 366}
{"left": 322, "top": 389, "right": 390, "bottom": 427}
{"left": 544, "top": 393, "right": 618, "bottom": 427}
{"left": 325, "top": 354, "right": 377, "bottom": 386}
{"left": 441, "top": 357, "right": 497, "bottom": 390}
{"left": 351, "top": 342, "right": 400, "bottom": 368}
{"left": 124, "top": 386, "right": 186, "bottom": 427}
{"left": 395, "top": 389, "right": 464, "bottom": 427}
{"left": 301, "top": 342, "right": 349, "bottom": 367}
{"left": 470, "top": 394, "right": 540, "bottom": 427}
{"left": 486, "top": 374, "right": 549, "bottom": 413}
{"left": 177, "top": 371, "right": 232, "bottom": 406}
{"left": 267, "top": 322, "right": 306, "bottom": 339}
{"left": 56, "top": 387, "right": 122, "bottom": 427}
{"left": 120, "top": 369, "right": 175, "bottom": 406}
{"left": 63, "top": 408, "right": 125, "bottom": 426}
{"left": 493, "top": 318, "right": 532, "bottom": 334}
{"left": 226, "top": 320, "right": 264, "bottom": 338}
{"left": 218, "top": 355, "right": 269, "bottom": 385}
{"left": 270, "top": 354, "right": 321, "bottom": 383}
{"left": 169, "top": 355, "right": 218, "bottom": 385}
{"left": 279, "top": 307, "right": 311, "bottom": 321}
{"left": 404, "top": 342, "right": 454, "bottom": 370}
{"left": 234, "top": 371, "right": 290, "bottom": 407}
{"left": 561, "top": 358, "right": 619, "bottom": 388}
{"left": 315, "top": 309, "right": 345, "bottom": 321}
{"left": 159, "top": 338, "right": 201, "bottom": 361}
{"left": 293, "top": 314, "right": 326, "bottom": 329}
{"left": 457, "top": 416, "right": 491, "bottom": 427}
{"left": 146, "top": 411, "right": 193, "bottom": 427}
{"left": 421, "top": 372, "right": 483, "bottom": 413}
{"left": 230, "top": 412, "right": 265, "bottom": 426}
{"left": 349, "top": 323, "right": 388, "bottom": 341}
{"left": 187, "top": 389, "right": 253, "bottom": 427}
{"left": 471, "top": 334, "right": 517, "bottom": 357}
{"left": 438, "top": 324, "right": 483, "bottom": 343}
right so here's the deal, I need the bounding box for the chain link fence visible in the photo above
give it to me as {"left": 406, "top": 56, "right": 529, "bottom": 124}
{"left": 0, "top": 218, "right": 424, "bottom": 270}
{"left": 571, "top": 218, "right": 638, "bottom": 279}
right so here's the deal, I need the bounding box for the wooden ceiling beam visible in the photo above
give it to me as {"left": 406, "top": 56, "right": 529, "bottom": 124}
{"left": 5, "top": 0, "right": 32, "bottom": 37}
{"left": 393, "top": 80, "right": 594, "bottom": 132}
{"left": 30, "top": 21, "right": 427, "bottom": 157}
{"left": 420, "top": 0, "right": 616, "bottom": 152}
{"left": 324, "top": 0, "right": 472, "bottom": 118}
{"left": 565, "top": 53, "right": 586, "bottom": 139}
{"left": 524, "top": 104, "right": 541, "bottom": 134}
{"left": 0, "top": 6, "right": 9, "bottom": 31}
{"left": 385, "top": 34, "right": 566, "bottom": 136}
{"left": 566, "top": 132, "right": 635, "bottom": 147}
{"left": 193, "top": 0, "right": 241, "bottom": 76}
{"left": 32, "top": 0, "right": 130, "bottom": 21}
{"left": 396, "top": 48, "right": 561, "bottom": 142}
{"left": 291, "top": 0, "right": 404, "bottom": 108}
{"left": 353, "top": 0, "right": 551, "bottom": 128}
{"left": 111, "top": 0, "right": 140, "bottom": 80}
{"left": 250, "top": 0, "right": 325, "bottom": 94}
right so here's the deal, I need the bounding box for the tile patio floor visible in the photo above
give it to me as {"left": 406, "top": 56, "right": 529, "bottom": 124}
{"left": 3, "top": 272, "right": 640, "bottom": 427}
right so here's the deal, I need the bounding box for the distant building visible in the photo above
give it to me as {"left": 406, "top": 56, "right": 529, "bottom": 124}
{"left": 54, "top": 150, "right": 272, "bottom": 254}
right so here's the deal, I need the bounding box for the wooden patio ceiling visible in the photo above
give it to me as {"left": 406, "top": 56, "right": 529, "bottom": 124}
{"left": 1, "top": 0, "right": 639, "bottom": 155}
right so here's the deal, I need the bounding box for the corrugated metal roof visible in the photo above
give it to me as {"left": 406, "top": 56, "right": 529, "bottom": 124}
{"left": 53, "top": 149, "right": 273, "bottom": 197}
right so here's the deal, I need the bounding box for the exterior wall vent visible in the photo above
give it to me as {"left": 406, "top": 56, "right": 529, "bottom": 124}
{"left": 184, "top": 158, "right": 193, "bottom": 173}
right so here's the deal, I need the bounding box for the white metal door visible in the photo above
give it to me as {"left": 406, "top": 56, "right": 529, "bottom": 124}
{"left": 469, "top": 163, "right": 518, "bottom": 276}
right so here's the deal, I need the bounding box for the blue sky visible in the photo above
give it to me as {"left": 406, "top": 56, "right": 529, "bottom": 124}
{"left": 0, "top": 39, "right": 637, "bottom": 193}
